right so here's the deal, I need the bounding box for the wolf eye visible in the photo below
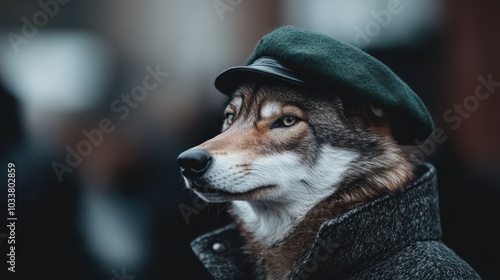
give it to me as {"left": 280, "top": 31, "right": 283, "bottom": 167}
{"left": 272, "top": 115, "right": 300, "bottom": 128}
{"left": 225, "top": 111, "right": 235, "bottom": 125}
{"left": 283, "top": 115, "right": 298, "bottom": 126}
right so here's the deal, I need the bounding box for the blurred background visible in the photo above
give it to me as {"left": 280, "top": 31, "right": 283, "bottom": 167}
{"left": 0, "top": 0, "right": 499, "bottom": 279}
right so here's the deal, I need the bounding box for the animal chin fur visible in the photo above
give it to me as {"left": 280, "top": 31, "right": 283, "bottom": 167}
{"left": 229, "top": 143, "right": 414, "bottom": 280}
{"left": 229, "top": 145, "right": 359, "bottom": 247}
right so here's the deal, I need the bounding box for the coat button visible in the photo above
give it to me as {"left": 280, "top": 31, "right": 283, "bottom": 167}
{"left": 212, "top": 242, "right": 227, "bottom": 253}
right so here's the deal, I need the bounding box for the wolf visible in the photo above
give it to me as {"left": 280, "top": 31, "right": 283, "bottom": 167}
{"left": 177, "top": 82, "right": 414, "bottom": 279}
{"left": 177, "top": 26, "right": 479, "bottom": 280}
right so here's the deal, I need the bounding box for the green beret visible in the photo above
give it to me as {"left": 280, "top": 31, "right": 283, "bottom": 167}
{"left": 215, "top": 25, "right": 434, "bottom": 145}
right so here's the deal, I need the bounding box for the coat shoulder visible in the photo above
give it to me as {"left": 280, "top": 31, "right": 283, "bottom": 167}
{"left": 351, "top": 241, "right": 481, "bottom": 279}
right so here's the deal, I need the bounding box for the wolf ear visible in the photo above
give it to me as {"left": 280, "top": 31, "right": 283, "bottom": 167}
{"left": 339, "top": 98, "right": 386, "bottom": 120}
{"left": 369, "top": 105, "right": 385, "bottom": 118}
{"left": 339, "top": 96, "right": 394, "bottom": 138}
{"left": 365, "top": 104, "right": 395, "bottom": 139}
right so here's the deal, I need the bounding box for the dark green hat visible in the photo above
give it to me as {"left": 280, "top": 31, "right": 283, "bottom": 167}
{"left": 214, "top": 26, "right": 434, "bottom": 145}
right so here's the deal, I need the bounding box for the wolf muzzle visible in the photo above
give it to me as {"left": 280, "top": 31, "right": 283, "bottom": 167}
{"left": 177, "top": 149, "right": 212, "bottom": 179}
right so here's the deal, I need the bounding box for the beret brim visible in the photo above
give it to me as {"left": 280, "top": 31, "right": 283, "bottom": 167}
{"left": 215, "top": 57, "right": 306, "bottom": 95}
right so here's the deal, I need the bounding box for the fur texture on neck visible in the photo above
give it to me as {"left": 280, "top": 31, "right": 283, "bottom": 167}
{"left": 230, "top": 144, "right": 414, "bottom": 279}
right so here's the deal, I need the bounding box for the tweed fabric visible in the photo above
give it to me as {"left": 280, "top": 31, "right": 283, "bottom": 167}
{"left": 191, "top": 163, "right": 480, "bottom": 279}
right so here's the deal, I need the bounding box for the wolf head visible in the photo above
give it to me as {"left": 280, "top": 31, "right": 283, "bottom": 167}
{"left": 178, "top": 83, "right": 413, "bottom": 215}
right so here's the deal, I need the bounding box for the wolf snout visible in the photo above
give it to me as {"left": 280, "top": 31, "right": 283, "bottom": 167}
{"left": 177, "top": 149, "right": 212, "bottom": 179}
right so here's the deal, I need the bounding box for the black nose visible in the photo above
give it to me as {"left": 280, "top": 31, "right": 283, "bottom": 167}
{"left": 177, "top": 149, "right": 212, "bottom": 179}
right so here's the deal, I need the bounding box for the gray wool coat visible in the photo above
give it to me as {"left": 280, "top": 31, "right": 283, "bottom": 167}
{"left": 191, "top": 164, "right": 481, "bottom": 279}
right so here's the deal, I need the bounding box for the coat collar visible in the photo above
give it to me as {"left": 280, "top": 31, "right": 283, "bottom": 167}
{"left": 191, "top": 163, "right": 441, "bottom": 279}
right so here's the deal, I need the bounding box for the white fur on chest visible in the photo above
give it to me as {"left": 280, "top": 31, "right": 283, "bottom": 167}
{"left": 231, "top": 145, "right": 358, "bottom": 246}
